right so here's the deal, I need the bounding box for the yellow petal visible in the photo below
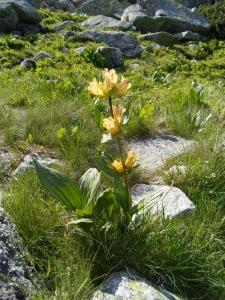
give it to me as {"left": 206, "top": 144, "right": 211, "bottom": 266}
{"left": 125, "top": 151, "right": 137, "bottom": 169}
{"left": 112, "top": 159, "right": 125, "bottom": 174}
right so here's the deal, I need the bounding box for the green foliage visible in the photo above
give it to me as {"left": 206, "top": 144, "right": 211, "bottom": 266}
{"left": 200, "top": 1, "right": 225, "bottom": 39}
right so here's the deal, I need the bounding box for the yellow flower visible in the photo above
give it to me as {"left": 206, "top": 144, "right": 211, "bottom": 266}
{"left": 103, "top": 106, "right": 124, "bottom": 135}
{"left": 125, "top": 151, "right": 137, "bottom": 169}
{"left": 111, "top": 159, "right": 125, "bottom": 175}
{"left": 112, "top": 152, "right": 137, "bottom": 175}
{"left": 88, "top": 69, "right": 131, "bottom": 99}
{"left": 56, "top": 127, "right": 66, "bottom": 139}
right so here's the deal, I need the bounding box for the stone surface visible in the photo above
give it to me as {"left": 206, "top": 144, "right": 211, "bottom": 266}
{"left": 91, "top": 270, "right": 182, "bottom": 300}
{"left": 20, "top": 58, "right": 36, "bottom": 69}
{"left": 44, "top": 0, "right": 75, "bottom": 12}
{"left": 75, "top": 46, "right": 90, "bottom": 55}
{"left": 78, "top": 0, "right": 128, "bottom": 17}
{"left": 0, "top": 0, "right": 42, "bottom": 33}
{"left": 0, "top": 207, "right": 34, "bottom": 299}
{"left": 96, "top": 46, "right": 124, "bottom": 68}
{"left": 131, "top": 183, "right": 196, "bottom": 218}
{"left": 33, "top": 51, "right": 53, "bottom": 61}
{"left": 72, "top": 30, "right": 143, "bottom": 57}
{"left": 122, "top": 3, "right": 210, "bottom": 35}
{"left": 12, "top": 153, "right": 57, "bottom": 176}
{"left": 140, "top": 31, "right": 179, "bottom": 46}
{"left": 126, "top": 134, "right": 195, "bottom": 176}
{"left": 175, "top": 30, "right": 207, "bottom": 41}
{"left": 54, "top": 20, "right": 75, "bottom": 32}
{"left": 82, "top": 15, "right": 133, "bottom": 31}
{"left": 181, "top": 0, "right": 215, "bottom": 8}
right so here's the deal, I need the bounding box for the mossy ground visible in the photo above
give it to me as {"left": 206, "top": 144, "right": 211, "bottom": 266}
{"left": 0, "top": 8, "right": 225, "bottom": 300}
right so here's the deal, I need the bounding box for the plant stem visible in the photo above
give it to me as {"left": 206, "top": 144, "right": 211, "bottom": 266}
{"left": 108, "top": 97, "right": 131, "bottom": 212}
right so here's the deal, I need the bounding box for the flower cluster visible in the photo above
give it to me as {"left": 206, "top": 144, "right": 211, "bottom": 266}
{"left": 88, "top": 68, "right": 137, "bottom": 177}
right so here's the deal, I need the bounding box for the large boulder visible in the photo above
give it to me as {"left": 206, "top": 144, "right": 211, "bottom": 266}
{"left": 78, "top": 0, "right": 128, "bottom": 17}
{"left": 69, "top": 30, "right": 143, "bottom": 57}
{"left": 122, "top": 3, "right": 210, "bottom": 34}
{"left": 82, "top": 15, "right": 133, "bottom": 31}
{"left": 181, "top": 0, "right": 215, "bottom": 8}
{"left": 0, "top": 207, "right": 34, "bottom": 299}
{"left": 91, "top": 271, "right": 182, "bottom": 300}
{"left": 139, "top": 31, "right": 180, "bottom": 46}
{"left": 0, "top": 0, "right": 42, "bottom": 33}
{"left": 43, "top": 0, "right": 75, "bottom": 12}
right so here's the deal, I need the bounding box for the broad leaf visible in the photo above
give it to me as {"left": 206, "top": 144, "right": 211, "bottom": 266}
{"left": 33, "top": 159, "right": 82, "bottom": 210}
{"left": 67, "top": 218, "right": 93, "bottom": 226}
{"left": 96, "top": 155, "right": 117, "bottom": 178}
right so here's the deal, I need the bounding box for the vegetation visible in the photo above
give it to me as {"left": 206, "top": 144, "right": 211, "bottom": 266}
{"left": 0, "top": 8, "right": 225, "bottom": 300}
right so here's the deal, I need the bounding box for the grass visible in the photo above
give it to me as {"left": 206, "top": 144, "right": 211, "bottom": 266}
{"left": 0, "top": 6, "right": 225, "bottom": 300}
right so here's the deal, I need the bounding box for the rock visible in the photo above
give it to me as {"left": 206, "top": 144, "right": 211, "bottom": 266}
{"left": 61, "top": 46, "right": 69, "bottom": 53}
{"left": 78, "top": 0, "right": 128, "bottom": 17}
{"left": 0, "top": 0, "right": 42, "bottom": 33}
{"left": 0, "top": 207, "right": 34, "bottom": 299}
{"left": 63, "top": 30, "right": 76, "bottom": 39}
{"left": 12, "top": 153, "right": 57, "bottom": 176}
{"left": 72, "top": 30, "right": 143, "bottom": 57}
{"left": 54, "top": 20, "right": 75, "bottom": 32}
{"left": 131, "top": 183, "right": 196, "bottom": 218}
{"left": 188, "top": 43, "right": 198, "bottom": 50}
{"left": 75, "top": 46, "right": 90, "bottom": 55}
{"left": 175, "top": 30, "right": 207, "bottom": 41}
{"left": 17, "top": 22, "right": 40, "bottom": 34}
{"left": 20, "top": 58, "right": 36, "bottom": 69}
{"left": 33, "top": 51, "right": 53, "bottom": 61}
{"left": 155, "top": 9, "right": 168, "bottom": 17}
{"left": 91, "top": 270, "right": 182, "bottom": 300}
{"left": 44, "top": 0, "right": 75, "bottom": 12}
{"left": 140, "top": 31, "right": 179, "bottom": 46}
{"left": 126, "top": 134, "right": 195, "bottom": 176}
{"left": 182, "top": 0, "right": 215, "bottom": 8}
{"left": 122, "top": 3, "right": 210, "bottom": 35}
{"left": 82, "top": 15, "right": 133, "bottom": 31}
{"left": 96, "top": 46, "right": 124, "bottom": 68}
{"left": 129, "top": 63, "right": 141, "bottom": 70}
{"left": 0, "top": 150, "right": 15, "bottom": 168}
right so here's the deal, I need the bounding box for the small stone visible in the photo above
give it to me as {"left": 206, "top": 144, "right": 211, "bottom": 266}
{"left": 20, "top": 59, "right": 36, "bottom": 69}
{"left": 131, "top": 183, "right": 196, "bottom": 219}
{"left": 188, "top": 43, "right": 198, "bottom": 50}
{"left": 75, "top": 46, "right": 90, "bottom": 55}
{"left": 129, "top": 63, "right": 141, "bottom": 70}
{"left": 33, "top": 51, "right": 53, "bottom": 61}
{"left": 63, "top": 30, "right": 76, "bottom": 39}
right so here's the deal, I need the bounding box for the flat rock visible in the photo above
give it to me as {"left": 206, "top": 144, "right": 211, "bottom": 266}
{"left": 0, "top": 207, "right": 34, "bottom": 299}
{"left": 33, "top": 51, "right": 53, "bottom": 61}
{"left": 82, "top": 15, "right": 133, "bottom": 31}
{"left": 91, "top": 270, "right": 182, "bottom": 300}
{"left": 122, "top": 3, "right": 210, "bottom": 35}
{"left": 71, "top": 30, "right": 143, "bottom": 57}
{"left": 175, "top": 30, "right": 207, "bottom": 41}
{"left": 131, "top": 183, "right": 196, "bottom": 218}
{"left": 126, "top": 134, "right": 195, "bottom": 176}
{"left": 54, "top": 20, "right": 75, "bottom": 32}
{"left": 140, "top": 31, "right": 179, "bottom": 46}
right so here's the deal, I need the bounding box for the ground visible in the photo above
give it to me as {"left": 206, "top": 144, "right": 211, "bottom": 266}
{"left": 0, "top": 8, "right": 225, "bottom": 300}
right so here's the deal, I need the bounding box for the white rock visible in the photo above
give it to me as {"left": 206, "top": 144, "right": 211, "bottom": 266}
{"left": 126, "top": 134, "right": 195, "bottom": 176}
{"left": 91, "top": 270, "right": 182, "bottom": 300}
{"left": 131, "top": 183, "right": 196, "bottom": 218}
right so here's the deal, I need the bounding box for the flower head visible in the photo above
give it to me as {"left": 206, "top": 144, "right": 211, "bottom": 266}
{"left": 112, "top": 151, "right": 137, "bottom": 175}
{"left": 88, "top": 69, "right": 131, "bottom": 99}
{"left": 111, "top": 159, "right": 125, "bottom": 175}
{"left": 125, "top": 151, "right": 137, "bottom": 169}
{"left": 103, "top": 106, "right": 124, "bottom": 135}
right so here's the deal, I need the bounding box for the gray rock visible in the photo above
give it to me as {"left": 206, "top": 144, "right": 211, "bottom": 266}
{"left": 63, "top": 30, "right": 76, "bottom": 39}
{"left": 20, "top": 58, "right": 36, "bottom": 69}
{"left": 140, "top": 31, "right": 179, "bottom": 46}
{"left": 0, "top": 0, "right": 41, "bottom": 33}
{"left": 188, "top": 43, "right": 198, "bottom": 50}
{"left": 126, "top": 134, "right": 195, "bottom": 176}
{"left": 175, "top": 30, "right": 207, "bottom": 41}
{"left": 82, "top": 15, "right": 133, "bottom": 31}
{"left": 17, "top": 22, "right": 40, "bottom": 34}
{"left": 122, "top": 3, "right": 210, "bottom": 35}
{"left": 78, "top": 0, "right": 128, "bottom": 17}
{"left": 75, "top": 46, "right": 90, "bottom": 55}
{"left": 33, "top": 51, "right": 53, "bottom": 61}
{"left": 45, "top": 0, "right": 75, "bottom": 12}
{"left": 73, "top": 30, "right": 143, "bottom": 57}
{"left": 96, "top": 46, "right": 124, "bottom": 68}
{"left": 129, "top": 63, "right": 141, "bottom": 70}
{"left": 155, "top": 9, "right": 168, "bottom": 17}
{"left": 54, "top": 20, "right": 75, "bottom": 32}
{"left": 0, "top": 151, "right": 15, "bottom": 168}
{"left": 132, "top": 183, "right": 196, "bottom": 218}
{"left": 91, "top": 270, "right": 182, "bottom": 300}
{"left": 12, "top": 153, "right": 57, "bottom": 176}
{"left": 0, "top": 207, "right": 34, "bottom": 299}
{"left": 181, "top": 0, "right": 215, "bottom": 8}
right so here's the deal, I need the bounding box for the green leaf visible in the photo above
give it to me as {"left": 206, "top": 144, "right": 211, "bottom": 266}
{"left": 79, "top": 168, "right": 101, "bottom": 205}
{"left": 67, "top": 218, "right": 93, "bottom": 226}
{"left": 96, "top": 155, "right": 117, "bottom": 178}
{"left": 113, "top": 177, "right": 130, "bottom": 212}
{"left": 33, "top": 159, "right": 82, "bottom": 210}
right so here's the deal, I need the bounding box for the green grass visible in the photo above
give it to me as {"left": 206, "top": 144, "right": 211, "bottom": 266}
{"left": 0, "top": 8, "right": 225, "bottom": 300}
